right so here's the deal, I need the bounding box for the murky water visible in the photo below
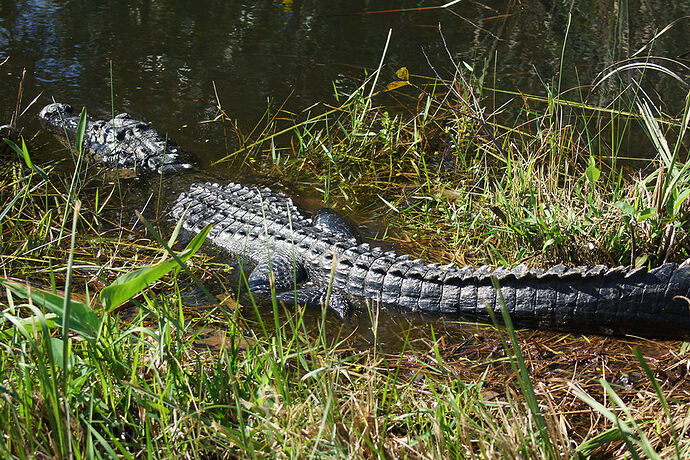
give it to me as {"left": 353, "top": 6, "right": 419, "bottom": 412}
{"left": 2, "top": 0, "right": 690, "bottom": 349}
{"left": 2, "top": 0, "right": 690, "bottom": 167}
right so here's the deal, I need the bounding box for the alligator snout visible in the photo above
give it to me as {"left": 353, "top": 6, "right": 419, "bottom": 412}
{"left": 39, "top": 103, "right": 79, "bottom": 134}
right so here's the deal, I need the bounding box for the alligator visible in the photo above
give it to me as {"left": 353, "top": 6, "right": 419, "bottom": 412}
{"left": 38, "top": 102, "right": 690, "bottom": 339}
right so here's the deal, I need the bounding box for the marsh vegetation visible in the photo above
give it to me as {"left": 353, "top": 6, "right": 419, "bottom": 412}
{"left": 2, "top": 1, "right": 690, "bottom": 458}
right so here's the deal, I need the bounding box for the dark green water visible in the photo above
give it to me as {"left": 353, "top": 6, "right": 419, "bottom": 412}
{"left": 1, "top": 0, "right": 689, "bottom": 169}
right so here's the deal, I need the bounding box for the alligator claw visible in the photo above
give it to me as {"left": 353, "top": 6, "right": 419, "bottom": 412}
{"left": 276, "top": 288, "right": 351, "bottom": 319}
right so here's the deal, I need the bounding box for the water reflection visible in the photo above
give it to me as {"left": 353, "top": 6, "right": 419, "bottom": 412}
{"left": 1, "top": 1, "right": 688, "bottom": 165}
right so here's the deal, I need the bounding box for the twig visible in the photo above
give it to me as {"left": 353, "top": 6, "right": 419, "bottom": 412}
{"left": 325, "top": 0, "right": 463, "bottom": 17}
{"left": 10, "top": 68, "right": 25, "bottom": 129}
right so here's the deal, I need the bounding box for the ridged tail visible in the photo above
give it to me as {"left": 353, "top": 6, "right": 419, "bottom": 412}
{"left": 329, "top": 243, "right": 690, "bottom": 338}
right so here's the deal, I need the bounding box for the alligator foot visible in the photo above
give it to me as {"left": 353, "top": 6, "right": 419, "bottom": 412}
{"left": 275, "top": 287, "right": 351, "bottom": 319}
{"left": 247, "top": 254, "right": 350, "bottom": 318}
{"left": 247, "top": 255, "right": 307, "bottom": 292}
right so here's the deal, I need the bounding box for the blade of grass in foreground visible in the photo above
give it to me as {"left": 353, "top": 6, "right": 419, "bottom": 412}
{"left": 3, "top": 137, "right": 49, "bottom": 181}
{"left": 1, "top": 280, "right": 99, "bottom": 341}
{"left": 99, "top": 220, "right": 211, "bottom": 311}
{"left": 633, "top": 348, "right": 681, "bottom": 459}
{"left": 488, "top": 275, "right": 555, "bottom": 458}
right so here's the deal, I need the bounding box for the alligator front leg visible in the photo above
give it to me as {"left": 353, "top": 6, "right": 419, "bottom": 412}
{"left": 247, "top": 255, "right": 351, "bottom": 318}
{"left": 275, "top": 287, "right": 351, "bottom": 319}
{"left": 247, "top": 255, "right": 307, "bottom": 292}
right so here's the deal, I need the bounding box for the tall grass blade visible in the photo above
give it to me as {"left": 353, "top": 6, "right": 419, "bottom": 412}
{"left": 488, "top": 276, "right": 555, "bottom": 457}
{"left": 1, "top": 280, "right": 99, "bottom": 341}
{"left": 2, "top": 137, "right": 48, "bottom": 180}
{"left": 575, "top": 426, "right": 624, "bottom": 457}
{"left": 632, "top": 348, "right": 681, "bottom": 459}
{"left": 100, "top": 223, "right": 211, "bottom": 310}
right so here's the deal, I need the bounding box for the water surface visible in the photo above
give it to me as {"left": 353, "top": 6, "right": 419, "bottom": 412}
{"left": 2, "top": 0, "right": 689, "bottom": 168}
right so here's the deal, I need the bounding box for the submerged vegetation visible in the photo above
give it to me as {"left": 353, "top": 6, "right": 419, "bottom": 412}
{"left": 3, "top": 43, "right": 690, "bottom": 460}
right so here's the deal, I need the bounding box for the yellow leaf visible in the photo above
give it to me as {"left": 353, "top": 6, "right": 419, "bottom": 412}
{"left": 395, "top": 67, "right": 409, "bottom": 81}
{"left": 385, "top": 81, "right": 410, "bottom": 92}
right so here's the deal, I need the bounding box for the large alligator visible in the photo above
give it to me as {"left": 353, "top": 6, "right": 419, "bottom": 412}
{"left": 39, "top": 102, "right": 690, "bottom": 339}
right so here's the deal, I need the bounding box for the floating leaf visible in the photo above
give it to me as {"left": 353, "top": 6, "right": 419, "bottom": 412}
{"left": 385, "top": 80, "right": 410, "bottom": 92}
{"left": 395, "top": 66, "right": 409, "bottom": 81}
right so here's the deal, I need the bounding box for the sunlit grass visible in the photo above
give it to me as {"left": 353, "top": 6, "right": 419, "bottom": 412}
{"left": 2, "top": 41, "right": 690, "bottom": 459}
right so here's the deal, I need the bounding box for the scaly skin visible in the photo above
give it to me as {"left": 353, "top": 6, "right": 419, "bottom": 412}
{"left": 172, "top": 181, "right": 690, "bottom": 338}
{"left": 40, "top": 103, "right": 690, "bottom": 339}
{"left": 39, "top": 102, "right": 192, "bottom": 174}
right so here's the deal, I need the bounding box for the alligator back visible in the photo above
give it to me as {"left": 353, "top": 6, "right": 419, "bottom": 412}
{"left": 172, "top": 182, "right": 690, "bottom": 339}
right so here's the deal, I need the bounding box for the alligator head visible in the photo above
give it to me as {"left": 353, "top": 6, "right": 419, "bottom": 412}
{"left": 39, "top": 102, "right": 193, "bottom": 174}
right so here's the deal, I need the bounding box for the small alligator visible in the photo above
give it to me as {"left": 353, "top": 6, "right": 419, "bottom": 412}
{"left": 39, "top": 102, "right": 690, "bottom": 339}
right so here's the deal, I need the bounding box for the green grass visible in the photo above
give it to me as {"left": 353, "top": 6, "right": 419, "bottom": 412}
{"left": 232, "top": 38, "right": 690, "bottom": 269}
{"left": 2, "top": 44, "right": 690, "bottom": 458}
